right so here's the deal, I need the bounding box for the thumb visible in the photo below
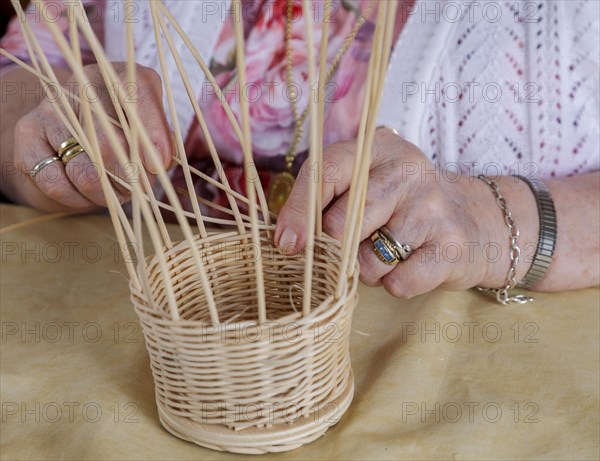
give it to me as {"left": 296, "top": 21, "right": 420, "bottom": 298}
{"left": 274, "top": 168, "right": 311, "bottom": 256}
{"left": 274, "top": 141, "right": 356, "bottom": 255}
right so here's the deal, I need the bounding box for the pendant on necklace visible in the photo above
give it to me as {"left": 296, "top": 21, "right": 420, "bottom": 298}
{"left": 267, "top": 171, "right": 296, "bottom": 214}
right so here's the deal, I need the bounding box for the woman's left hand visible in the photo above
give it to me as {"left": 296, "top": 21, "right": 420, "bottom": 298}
{"left": 274, "top": 127, "right": 518, "bottom": 299}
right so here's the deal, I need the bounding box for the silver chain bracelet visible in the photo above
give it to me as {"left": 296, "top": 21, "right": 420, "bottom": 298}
{"left": 476, "top": 175, "right": 534, "bottom": 305}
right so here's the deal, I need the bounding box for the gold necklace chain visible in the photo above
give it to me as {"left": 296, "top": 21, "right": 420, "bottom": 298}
{"left": 283, "top": 0, "right": 376, "bottom": 169}
{"left": 268, "top": 0, "right": 376, "bottom": 213}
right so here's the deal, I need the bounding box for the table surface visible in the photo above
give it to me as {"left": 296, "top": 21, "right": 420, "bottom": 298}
{"left": 1, "top": 203, "right": 598, "bottom": 460}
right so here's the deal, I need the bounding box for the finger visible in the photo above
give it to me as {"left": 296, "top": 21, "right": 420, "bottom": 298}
{"left": 59, "top": 65, "right": 171, "bottom": 187}
{"left": 275, "top": 140, "right": 357, "bottom": 254}
{"left": 91, "top": 67, "right": 173, "bottom": 193}
{"left": 322, "top": 191, "right": 350, "bottom": 241}
{"left": 275, "top": 127, "right": 411, "bottom": 254}
{"left": 15, "top": 115, "right": 93, "bottom": 209}
{"left": 357, "top": 211, "right": 426, "bottom": 286}
{"left": 84, "top": 127, "right": 138, "bottom": 203}
{"left": 321, "top": 163, "right": 404, "bottom": 244}
{"left": 41, "top": 112, "right": 121, "bottom": 206}
{"left": 338, "top": 131, "right": 429, "bottom": 244}
{"left": 116, "top": 66, "right": 174, "bottom": 173}
{"left": 382, "top": 242, "right": 453, "bottom": 299}
{"left": 63, "top": 151, "right": 110, "bottom": 206}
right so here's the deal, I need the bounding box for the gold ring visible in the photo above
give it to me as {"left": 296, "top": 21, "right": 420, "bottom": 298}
{"left": 371, "top": 230, "right": 400, "bottom": 265}
{"left": 57, "top": 137, "right": 79, "bottom": 158}
{"left": 61, "top": 144, "right": 85, "bottom": 163}
{"left": 371, "top": 226, "right": 414, "bottom": 265}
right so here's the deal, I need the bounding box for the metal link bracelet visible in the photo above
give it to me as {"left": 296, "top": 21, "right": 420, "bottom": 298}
{"left": 476, "top": 175, "right": 534, "bottom": 305}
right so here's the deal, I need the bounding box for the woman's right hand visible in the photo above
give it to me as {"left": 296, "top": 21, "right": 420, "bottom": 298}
{"left": 6, "top": 62, "right": 173, "bottom": 211}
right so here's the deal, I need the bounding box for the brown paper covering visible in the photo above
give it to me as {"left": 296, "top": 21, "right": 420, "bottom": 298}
{"left": 1, "top": 204, "right": 598, "bottom": 460}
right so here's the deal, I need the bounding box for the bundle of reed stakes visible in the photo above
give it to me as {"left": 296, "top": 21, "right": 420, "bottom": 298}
{"left": 3, "top": 0, "right": 398, "bottom": 453}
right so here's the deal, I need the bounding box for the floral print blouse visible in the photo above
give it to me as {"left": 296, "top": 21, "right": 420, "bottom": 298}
{"left": 0, "top": 0, "right": 404, "bottom": 215}
{"left": 178, "top": 0, "right": 404, "bottom": 214}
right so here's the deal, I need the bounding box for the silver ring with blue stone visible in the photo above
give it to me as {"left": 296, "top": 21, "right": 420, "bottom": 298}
{"left": 371, "top": 226, "right": 413, "bottom": 265}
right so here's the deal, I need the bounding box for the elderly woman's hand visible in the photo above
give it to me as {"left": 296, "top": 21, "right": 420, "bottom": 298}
{"left": 11, "top": 63, "right": 173, "bottom": 210}
{"left": 274, "top": 127, "right": 525, "bottom": 299}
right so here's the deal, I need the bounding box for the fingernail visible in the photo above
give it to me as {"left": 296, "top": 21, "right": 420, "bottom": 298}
{"left": 143, "top": 149, "right": 159, "bottom": 174}
{"left": 278, "top": 228, "right": 297, "bottom": 255}
{"left": 156, "top": 141, "right": 171, "bottom": 169}
{"left": 168, "top": 134, "right": 177, "bottom": 169}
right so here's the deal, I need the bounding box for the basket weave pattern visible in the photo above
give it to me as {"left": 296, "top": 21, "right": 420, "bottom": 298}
{"left": 7, "top": 0, "right": 398, "bottom": 452}
{"left": 130, "top": 229, "right": 359, "bottom": 453}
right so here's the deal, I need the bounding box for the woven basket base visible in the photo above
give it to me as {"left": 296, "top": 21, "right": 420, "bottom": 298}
{"left": 156, "top": 370, "right": 354, "bottom": 454}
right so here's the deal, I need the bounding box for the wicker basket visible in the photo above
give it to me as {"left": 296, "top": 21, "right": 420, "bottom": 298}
{"left": 130, "top": 228, "right": 359, "bottom": 453}
{"left": 8, "top": 0, "right": 397, "bottom": 453}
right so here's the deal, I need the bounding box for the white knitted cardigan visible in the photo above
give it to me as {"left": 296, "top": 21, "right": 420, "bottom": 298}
{"left": 105, "top": 0, "right": 600, "bottom": 178}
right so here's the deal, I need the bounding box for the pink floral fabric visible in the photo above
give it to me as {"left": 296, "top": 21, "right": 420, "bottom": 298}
{"left": 188, "top": 0, "right": 384, "bottom": 160}
{"left": 0, "top": 0, "right": 104, "bottom": 74}
{"left": 1, "top": 0, "right": 402, "bottom": 215}
{"left": 181, "top": 0, "right": 404, "bottom": 214}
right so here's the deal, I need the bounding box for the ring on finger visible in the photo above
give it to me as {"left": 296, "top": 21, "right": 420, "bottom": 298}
{"left": 379, "top": 225, "right": 413, "bottom": 261}
{"left": 371, "top": 226, "right": 413, "bottom": 265}
{"left": 30, "top": 156, "right": 61, "bottom": 180}
{"left": 57, "top": 137, "right": 79, "bottom": 158}
{"left": 61, "top": 144, "right": 85, "bottom": 163}
{"left": 376, "top": 125, "right": 400, "bottom": 136}
{"left": 371, "top": 230, "right": 400, "bottom": 265}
